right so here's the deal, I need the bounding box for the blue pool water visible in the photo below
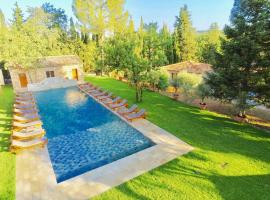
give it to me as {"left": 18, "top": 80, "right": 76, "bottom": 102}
{"left": 34, "top": 87, "right": 154, "bottom": 183}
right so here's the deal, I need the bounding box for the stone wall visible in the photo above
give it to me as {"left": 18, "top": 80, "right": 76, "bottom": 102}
{"left": 10, "top": 65, "right": 84, "bottom": 91}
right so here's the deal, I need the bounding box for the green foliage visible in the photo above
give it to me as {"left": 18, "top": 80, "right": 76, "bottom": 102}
{"left": 11, "top": 2, "right": 24, "bottom": 30}
{"left": 160, "top": 23, "right": 175, "bottom": 64}
{"left": 205, "top": 0, "right": 270, "bottom": 116}
{"left": 196, "top": 83, "right": 211, "bottom": 102}
{"left": 157, "top": 72, "right": 169, "bottom": 91}
{"left": 196, "top": 23, "right": 224, "bottom": 65}
{"left": 177, "top": 72, "right": 202, "bottom": 102}
{"left": 174, "top": 5, "right": 197, "bottom": 62}
{"left": 42, "top": 2, "right": 68, "bottom": 30}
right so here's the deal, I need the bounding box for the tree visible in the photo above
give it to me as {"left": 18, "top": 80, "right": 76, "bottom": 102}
{"left": 160, "top": 23, "right": 175, "bottom": 64}
{"left": 174, "top": 5, "right": 197, "bottom": 62}
{"left": 11, "top": 2, "right": 24, "bottom": 30}
{"left": 104, "top": 34, "right": 149, "bottom": 102}
{"left": 42, "top": 2, "right": 68, "bottom": 30}
{"left": 196, "top": 23, "right": 224, "bottom": 65}
{"left": 69, "top": 17, "right": 78, "bottom": 39}
{"left": 142, "top": 22, "right": 168, "bottom": 68}
{"left": 205, "top": 0, "right": 270, "bottom": 117}
{"left": 178, "top": 72, "right": 202, "bottom": 102}
{"left": 73, "top": 0, "right": 129, "bottom": 74}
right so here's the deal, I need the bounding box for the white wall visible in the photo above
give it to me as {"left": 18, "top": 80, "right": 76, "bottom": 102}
{"left": 0, "top": 69, "right": 5, "bottom": 86}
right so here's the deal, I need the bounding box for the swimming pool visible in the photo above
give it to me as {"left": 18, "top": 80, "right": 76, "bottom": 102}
{"left": 34, "top": 87, "right": 155, "bottom": 183}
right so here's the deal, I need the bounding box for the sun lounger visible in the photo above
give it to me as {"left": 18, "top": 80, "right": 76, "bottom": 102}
{"left": 16, "top": 91, "right": 32, "bottom": 95}
{"left": 14, "top": 108, "right": 38, "bottom": 115}
{"left": 14, "top": 113, "right": 40, "bottom": 123}
{"left": 10, "top": 137, "right": 48, "bottom": 153}
{"left": 14, "top": 103, "right": 36, "bottom": 110}
{"left": 97, "top": 93, "right": 113, "bottom": 100}
{"left": 118, "top": 104, "right": 138, "bottom": 115}
{"left": 103, "top": 97, "right": 121, "bottom": 105}
{"left": 16, "top": 95, "right": 34, "bottom": 101}
{"left": 124, "top": 109, "right": 146, "bottom": 121}
{"left": 92, "top": 91, "right": 107, "bottom": 97}
{"left": 16, "top": 93, "right": 33, "bottom": 97}
{"left": 13, "top": 120, "right": 42, "bottom": 129}
{"left": 12, "top": 127, "right": 45, "bottom": 140}
{"left": 109, "top": 99, "right": 128, "bottom": 110}
{"left": 15, "top": 99, "right": 35, "bottom": 105}
{"left": 86, "top": 87, "right": 102, "bottom": 94}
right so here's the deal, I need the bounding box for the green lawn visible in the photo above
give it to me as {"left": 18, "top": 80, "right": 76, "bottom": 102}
{"left": 0, "top": 86, "right": 15, "bottom": 200}
{"left": 86, "top": 76, "right": 270, "bottom": 200}
{"left": 0, "top": 79, "right": 269, "bottom": 200}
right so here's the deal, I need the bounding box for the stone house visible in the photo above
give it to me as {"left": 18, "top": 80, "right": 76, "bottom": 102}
{"left": 162, "top": 61, "right": 212, "bottom": 81}
{"left": 9, "top": 55, "right": 84, "bottom": 91}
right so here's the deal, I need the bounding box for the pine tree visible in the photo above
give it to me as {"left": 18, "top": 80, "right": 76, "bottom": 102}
{"left": 11, "top": 2, "right": 24, "bottom": 30}
{"left": 69, "top": 17, "right": 78, "bottom": 39}
{"left": 174, "top": 5, "right": 197, "bottom": 62}
{"left": 205, "top": 0, "right": 270, "bottom": 117}
{"left": 127, "top": 17, "right": 135, "bottom": 33}
{"left": 160, "top": 23, "right": 174, "bottom": 64}
{"left": 0, "top": 9, "right": 6, "bottom": 30}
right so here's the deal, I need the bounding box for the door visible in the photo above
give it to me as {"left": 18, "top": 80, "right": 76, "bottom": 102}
{"left": 18, "top": 73, "right": 28, "bottom": 88}
{"left": 72, "top": 69, "right": 78, "bottom": 80}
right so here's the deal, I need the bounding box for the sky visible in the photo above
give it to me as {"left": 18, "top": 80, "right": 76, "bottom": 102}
{"left": 0, "top": 0, "right": 234, "bottom": 31}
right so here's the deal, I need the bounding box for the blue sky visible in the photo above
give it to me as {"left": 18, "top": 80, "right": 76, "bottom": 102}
{"left": 0, "top": 0, "right": 234, "bottom": 31}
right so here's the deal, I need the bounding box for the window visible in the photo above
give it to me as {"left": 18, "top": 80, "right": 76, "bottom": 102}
{"left": 46, "top": 71, "right": 55, "bottom": 78}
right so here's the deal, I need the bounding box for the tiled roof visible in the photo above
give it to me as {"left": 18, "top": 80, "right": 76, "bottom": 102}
{"left": 36, "top": 55, "right": 82, "bottom": 68}
{"left": 163, "top": 61, "right": 212, "bottom": 74}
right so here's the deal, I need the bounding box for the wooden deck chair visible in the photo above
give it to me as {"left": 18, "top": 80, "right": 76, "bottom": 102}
{"left": 103, "top": 97, "right": 121, "bottom": 105}
{"left": 118, "top": 104, "right": 138, "bottom": 115}
{"left": 12, "top": 127, "right": 45, "bottom": 140}
{"left": 109, "top": 99, "right": 128, "bottom": 110}
{"left": 124, "top": 109, "right": 146, "bottom": 122}
{"left": 92, "top": 91, "right": 107, "bottom": 97}
{"left": 10, "top": 137, "right": 48, "bottom": 153}
{"left": 15, "top": 99, "right": 36, "bottom": 105}
{"left": 13, "top": 120, "right": 42, "bottom": 129}
{"left": 14, "top": 103, "right": 36, "bottom": 110}
{"left": 97, "top": 93, "right": 113, "bottom": 100}
{"left": 14, "top": 108, "right": 38, "bottom": 115}
{"left": 14, "top": 113, "right": 40, "bottom": 123}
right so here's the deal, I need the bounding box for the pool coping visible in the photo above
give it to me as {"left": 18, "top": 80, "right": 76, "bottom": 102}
{"left": 16, "top": 85, "right": 194, "bottom": 200}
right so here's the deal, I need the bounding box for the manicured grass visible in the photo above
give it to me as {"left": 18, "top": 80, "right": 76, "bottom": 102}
{"left": 0, "top": 86, "right": 15, "bottom": 200}
{"left": 86, "top": 76, "right": 270, "bottom": 200}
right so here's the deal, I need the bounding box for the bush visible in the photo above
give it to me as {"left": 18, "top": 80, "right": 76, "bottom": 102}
{"left": 157, "top": 73, "right": 169, "bottom": 91}
{"left": 197, "top": 83, "right": 211, "bottom": 103}
{"left": 177, "top": 72, "right": 202, "bottom": 102}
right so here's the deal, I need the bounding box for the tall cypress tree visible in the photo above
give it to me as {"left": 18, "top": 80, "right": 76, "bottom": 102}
{"left": 11, "top": 2, "right": 24, "bottom": 30}
{"left": 174, "top": 5, "right": 197, "bottom": 62}
{"left": 205, "top": 0, "right": 270, "bottom": 117}
{"left": 69, "top": 17, "right": 78, "bottom": 39}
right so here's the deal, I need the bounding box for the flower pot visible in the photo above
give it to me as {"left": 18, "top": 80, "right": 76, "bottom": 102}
{"left": 173, "top": 93, "right": 179, "bottom": 100}
{"left": 233, "top": 115, "right": 249, "bottom": 123}
{"left": 199, "top": 102, "right": 207, "bottom": 110}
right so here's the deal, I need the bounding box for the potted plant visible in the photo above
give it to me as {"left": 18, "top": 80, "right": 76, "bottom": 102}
{"left": 197, "top": 83, "right": 211, "bottom": 110}
{"left": 170, "top": 79, "right": 180, "bottom": 100}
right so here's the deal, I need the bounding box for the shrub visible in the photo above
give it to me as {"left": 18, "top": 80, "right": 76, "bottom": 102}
{"left": 177, "top": 72, "right": 202, "bottom": 102}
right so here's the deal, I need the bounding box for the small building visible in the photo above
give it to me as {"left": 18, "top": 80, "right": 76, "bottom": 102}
{"left": 9, "top": 55, "right": 84, "bottom": 91}
{"left": 162, "top": 61, "right": 212, "bottom": 80}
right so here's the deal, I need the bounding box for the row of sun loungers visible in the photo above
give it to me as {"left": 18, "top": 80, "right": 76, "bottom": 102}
{"left": 10, "top": 91, "right": 47, "bottom": 153}
{"left": 78, "top": 83, "right": 146, "bottom": 121}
